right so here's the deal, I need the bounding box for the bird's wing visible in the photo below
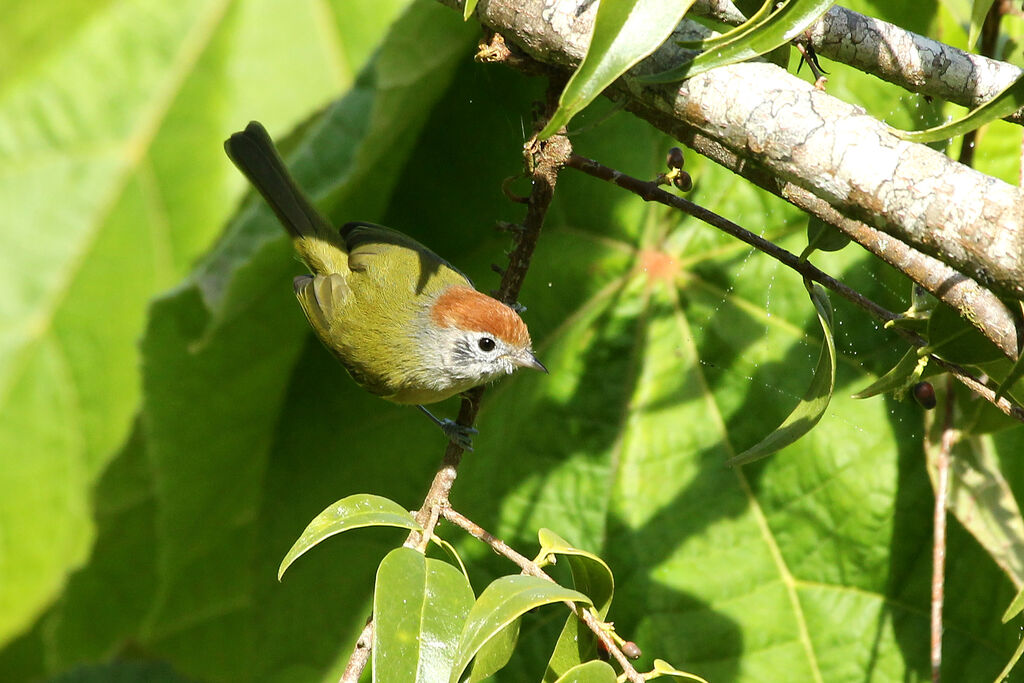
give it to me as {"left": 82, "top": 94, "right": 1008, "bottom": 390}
{"left": 340, "top": 222, "right": 473, "bottom": 294}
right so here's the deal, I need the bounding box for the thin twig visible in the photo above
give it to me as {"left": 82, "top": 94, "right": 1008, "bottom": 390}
{"left": 441, "top": 507, "right": 646, "bottom": 683}
{"left": 566, "top": 154, "right": 1024, "bottom": 424}
{"left": 339, "top": 619, "right": 373, "bottom": 683}
{"left": 931, "top": 377, "right": 956, "bottom": 682}
{"left": 338, "top": 88, "right": 571, "bottom": 681}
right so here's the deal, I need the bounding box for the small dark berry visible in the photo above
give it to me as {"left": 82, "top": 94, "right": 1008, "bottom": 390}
{"left": 666, "top": 147, "right": 685, "bottom": 169}
{"left": 913, "top": 382, "right": 937, "bottom": 409}
{"left": 622, "top": 641, "right": 642, "bottom": 659}
{"left": 673, "top": 172, "right": 693, "bottom": 192}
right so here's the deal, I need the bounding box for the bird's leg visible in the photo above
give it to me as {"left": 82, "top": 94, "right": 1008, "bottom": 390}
{"left": 416, "top": 405, "right": 478, "bottom": 451}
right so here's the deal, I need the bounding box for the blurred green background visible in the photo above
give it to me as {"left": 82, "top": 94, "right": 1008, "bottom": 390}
{"left": 2, "top": 0, "right": 1024, "bottom": 681}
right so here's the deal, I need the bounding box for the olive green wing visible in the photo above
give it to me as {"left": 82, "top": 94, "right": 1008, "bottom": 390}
{"left": 340, "top": 221, "right": 472, "bottom": 294}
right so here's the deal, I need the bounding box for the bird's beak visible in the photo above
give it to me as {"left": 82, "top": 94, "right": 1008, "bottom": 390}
{"left": 516, "top": 350, "right": 548, "bottom": 374}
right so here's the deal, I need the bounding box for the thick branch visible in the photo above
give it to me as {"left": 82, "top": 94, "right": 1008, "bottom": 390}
{"left": 687, "top": 2, "right": 1024, "bottom": 125}
{"left": 453, "top": 0, "right": 1024, "bottom": 301}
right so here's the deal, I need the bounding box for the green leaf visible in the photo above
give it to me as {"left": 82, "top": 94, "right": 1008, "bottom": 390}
{"left": 373, "top": 548, "right": 474, "bottom": 683}
{"left": 850, "top": 348, "right": 923, "bottom": 399}
{"left": 279, "top": 494, "right": 420, "bottom": 579}
{"left": 995, "top": 637, "right": 1024, "bottom": 683}
{"left": 641, "top": 0, "right": 835, "bottom": 83}
{"left": 968, "top": 0, "right": 996, "bottom": 50}
{"left": 449, "top": 576, "right": 592, "bottom": 683}
{"left": 539, "top": 528, "right": 615, "bottom": 681}
{"left": 926, "top": 302, "right": 1006, "bottom": 365}
{"left": 539, "top": 0, "right": 697, "bottom": 138}
{"left": 728, "top": 281, "right": 836, "bottom": 465}
{"left": 652, "top": 658, "right": 712, "bottom": 682}
{"left": 676, "top": 0, "right": 775, "bottom": 50}
{"left": 1003, "top": 585, "right": 1024, "bottom": 623}
{"left": 464, "top": 0, "right": 479, "bottom": 20}
{"left": 47, "top": 659, "right": 196, "bottom": 683}
{"left": 803, "top": 216, "right": 851, "bottom": 256}
{"left": 893, "top": 73, "right": 1024, "bottom": 143}
{"left": 552, "top": 660, "right": 618, "bottom": 683}
{"left": 925, "top": 431, "right": 1024, "bottom": 589}
{"left": 468, "top": 618, "right": 520, "bottom": 682}
{"left": 0, "top": 0, "right": 415, "bottom": 651}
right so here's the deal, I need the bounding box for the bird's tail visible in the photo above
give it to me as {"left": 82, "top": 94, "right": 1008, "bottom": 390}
{"left": 225, "top": 122, "right": 347, "bottom": 273}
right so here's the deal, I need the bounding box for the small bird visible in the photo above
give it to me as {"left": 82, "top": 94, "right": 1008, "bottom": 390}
{"left": 224, "top": 121, "right": 546, "bottom": 449}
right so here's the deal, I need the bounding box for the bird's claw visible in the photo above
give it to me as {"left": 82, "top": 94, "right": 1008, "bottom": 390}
{"left": 439, "top": 419, "right": 478, "bottom": 451}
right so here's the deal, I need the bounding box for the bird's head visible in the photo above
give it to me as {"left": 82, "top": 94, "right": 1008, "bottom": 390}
{"left": 426, "top": 286, "right": 546, "bottom": 387}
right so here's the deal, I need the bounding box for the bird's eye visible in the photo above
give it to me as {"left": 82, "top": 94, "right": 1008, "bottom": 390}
{"left": 478, "top": 337, "right": 496, "bottom": 352}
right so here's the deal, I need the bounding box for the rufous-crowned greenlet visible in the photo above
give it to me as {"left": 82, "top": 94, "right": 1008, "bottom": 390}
{"left": 224, "top": 121, "right": 545, "bottom": 449}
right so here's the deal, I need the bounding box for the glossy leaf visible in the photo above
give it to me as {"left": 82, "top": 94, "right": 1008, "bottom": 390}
{"left": 552, "top": 660, "right": 617, "bottom": 683}
{"left": 539, "top": 0, "right": 696, "bottom": 138}
{"left": 1003, "top": 585, "right": 1024, "bottom": 623}
{"left": 968, "top": 0, "right": 996, "bottom": 50}
{"left": 279, "top": 494, "right": 419, "bottom": 579}
{"left": 641, "top": 0, "right": 835, "bottom": 83}
{"left": 449, "top": 576, "right": 592, "bottom": 683}
{"left": 676, "top": 0, "right": 775, "bottom": 50}
{"left": 539, "top": 528, "right": 615, "bottom": 681}
{"left": 893, "top": 73, "right": 1024, "bottom": 142}
{"left": 850, "top": 348, "right": 922, "bottom": 399}
{"left": 373, "top": 548, "right": 474, "bottom": 683}
{"left": 468, "top": 619, "right": 520, "bottom": 682}
{"left": 652, "top": 658, "right": 712, "bottom": 682}
{"left": 464, "top": 0, "right": 479, "bottom": 20}
{"left": 804, "top": 216, "right": 851, "bottom": 255}
{"left": 728, "top": 282, "right": 835, "bottom": 465}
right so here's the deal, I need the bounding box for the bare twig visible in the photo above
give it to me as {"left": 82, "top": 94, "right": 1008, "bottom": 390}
{"left": 566, "top": 154, "right": 1024, "bottom": 424}
{"left": 930, "top": 377, "right": 956, "bottom": 682}
{"left": 441, "top": 507, "right": 646, "bottom": 683}
{"left": 339, "top": 91, "right": 571, "bottom": 681}
{"left": 339, "top": 619, "right": 373, "bottom": 683}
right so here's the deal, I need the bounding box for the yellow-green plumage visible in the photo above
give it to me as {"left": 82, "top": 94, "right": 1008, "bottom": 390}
{"left": 225, "top": 122, "right": 472, "bottom": 403}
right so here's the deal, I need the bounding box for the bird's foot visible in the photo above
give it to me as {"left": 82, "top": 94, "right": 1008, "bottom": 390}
{"left": 417, "top": 405, "right": 478, "bottom": 451}
{"left": 438, "top": 419, "right": 478, "bottom": 452}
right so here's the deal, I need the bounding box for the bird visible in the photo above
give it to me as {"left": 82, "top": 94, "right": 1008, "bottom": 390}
{"left": 224, "top": 121, "right": 546, "bottom": 449}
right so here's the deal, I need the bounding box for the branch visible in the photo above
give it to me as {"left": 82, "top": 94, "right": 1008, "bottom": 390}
{"left": 807, "top": 5, "right": 1023, "bottom": 125}
{"left": 686, "top": 2, "right": 1024, "bottom": 125}
{"left": 441, "top": 507, "right": 646, "bottom": 683}
{"left": 445, "top": 0, "right": 1024, "bottom": 302}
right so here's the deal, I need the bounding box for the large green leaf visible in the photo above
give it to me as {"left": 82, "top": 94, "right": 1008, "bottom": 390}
{"left": 373, "top": 547, "right": 474, "bottom": 683}
{"left": 539, "top": 0, "right": 696, "bottom": 138}
{"left": 0, "top": 0, "right": 414, "bottom": 651}
{"left": 4, "top": 2, "right": 1024, "bottom": 682}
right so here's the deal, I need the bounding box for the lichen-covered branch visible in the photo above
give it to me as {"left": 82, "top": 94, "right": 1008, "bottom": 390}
{"left": 445, "top": 0, "right": 1024, "bottom": 304}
